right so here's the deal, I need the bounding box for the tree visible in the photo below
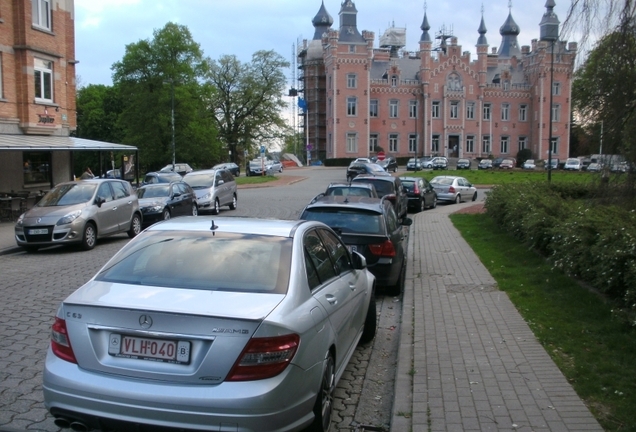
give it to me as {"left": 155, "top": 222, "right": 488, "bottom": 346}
{"left": 206, "top": 50, "right": 290, "bottom": 164}
{"left": 111, "top": 22, "right": 220, "bottom": 171}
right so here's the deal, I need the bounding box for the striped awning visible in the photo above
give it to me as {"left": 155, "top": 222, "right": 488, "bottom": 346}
{"left": 0, "top": 134, "right": 137, "bottom": 151}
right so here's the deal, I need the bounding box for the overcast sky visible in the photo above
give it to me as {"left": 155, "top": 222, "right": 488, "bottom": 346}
{"left": 74, "top": 0, "right": 574, "bottom": 88}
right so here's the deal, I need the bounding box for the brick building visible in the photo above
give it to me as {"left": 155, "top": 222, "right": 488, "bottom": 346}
{"left": 298, "top": 0, "right": 576, "bottom": 164}
{"left": 0, "top": 1, "right": 136, "bottom": 197}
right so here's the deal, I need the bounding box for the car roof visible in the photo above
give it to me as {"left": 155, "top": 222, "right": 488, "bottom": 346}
{"left": 328, "top": 182, "right": 375, "bottom": 189}
{"left": 352, "top": 174, "right": 397, "bottom": 182}
{"left": 304, "top": 195, "right": 387, "bottom": 214}
{"left": 146, "top": 216, "right": 307, "bottom": 238}
{"left": 431, "top": 175, "right": 465, "bottom": 181}
{"left": 398, "top": 176, "right": 421, "bottom": 181}
{"left": 184, "top": 169, "right": 225, "bottom": 176}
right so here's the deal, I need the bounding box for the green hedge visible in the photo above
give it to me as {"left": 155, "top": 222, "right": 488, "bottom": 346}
{"left": 485, "top": 182, "right": 636, "bottom": 324}
{"left": 323, "top": 157, "right": 413, "bottom": 167}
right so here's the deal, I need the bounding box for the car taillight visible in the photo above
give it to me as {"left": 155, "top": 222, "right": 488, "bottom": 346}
{"left": 51, "top": 317, "right": 77, "bottom": 364}
{"left": 226, "top": 334, "right": 300, "bottom": 381}
{"left": 449, "top": 186, "right": 456, "bottom": 194}
{"left": 368, "top": 240, "right": 396, "bottom": 257}
{"left": 413, "top": 184, "right": 420, "bottom": 194}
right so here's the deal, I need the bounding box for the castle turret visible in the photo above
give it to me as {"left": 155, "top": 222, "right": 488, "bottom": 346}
{"left": 338, "top": 0, "right": 366, "bottom": 43}
{"left": 498, "top": 3, "right": 521, "bottom": 58}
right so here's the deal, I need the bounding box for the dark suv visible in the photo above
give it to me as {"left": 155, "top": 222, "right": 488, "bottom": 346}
{"left": 351, "top": 174, "right": 409, "bottom": 220}
{"left": 300, "top": 195, "right": 412, "bottom": 295}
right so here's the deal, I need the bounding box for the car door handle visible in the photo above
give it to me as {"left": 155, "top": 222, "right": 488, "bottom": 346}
{"left": 325, "top": 294, "right": 338, "bottom": 305}
{"left": 349, "top": 283, "right": 357, "bottom": 291}
{"left": 112, "top": 207, "right": 118, "bottom": 211}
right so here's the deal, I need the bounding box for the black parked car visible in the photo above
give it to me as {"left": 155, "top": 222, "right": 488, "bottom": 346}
{"left": 300, "top": 195, "right": 412, "bottom": 295}
{"left": 376, "top": 156, "right": 398, "bottom": 173}
{"left": 398, "top": 176, "right": 437, "bottom": 213}
{"left": 456, "top": 158, "right": 471, "bottom": 170}
{"left": 213, "top": 162, "right": 240, "bottom": 177}
{"left": 136, "top": 181, "right": 198, "bottom": 227}
{"left": 346, "top": 162, "right": 390, "bottom": 181}
{"left": 351, "top": 174, "right": 409, "bottom": 220}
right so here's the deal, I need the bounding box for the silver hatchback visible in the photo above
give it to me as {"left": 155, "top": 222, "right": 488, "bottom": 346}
{"left": 14, "top": 179, "right": 142, "bottom": 252}
{"left": 183, "top": 168, "right": 237, "bottom": 214}
{"left": 43, "top": 216, "right": 376, "bottom": 432}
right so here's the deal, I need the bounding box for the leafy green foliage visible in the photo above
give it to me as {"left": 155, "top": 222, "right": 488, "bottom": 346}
{"left": 111, "top": 22, "right": 220, "bottom": 172}
{"left": 484, "top": 182, "right": 636, "bottom": 323}
{"left": 206, "top": 50, "right": 290, "bottom": 163}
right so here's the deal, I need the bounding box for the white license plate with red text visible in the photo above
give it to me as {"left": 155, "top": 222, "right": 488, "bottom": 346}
{"left": 108, "top": 334, "right": 191, "bottom": 364}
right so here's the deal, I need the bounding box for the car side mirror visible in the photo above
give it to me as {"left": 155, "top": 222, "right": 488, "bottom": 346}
{"left": 401, "top": 217, "right": 413, "bottom": 226}
{"left": 217, "top": 180, "right": 224, "bottom": 186}
{"left": 173, "top": 191, "right": 181, "bottom": 197}
{"left": 95, "top": 197, "right": 105, "bottom": 207}
{"left": 351, "top": 251, "right": 367, "bottom": 270}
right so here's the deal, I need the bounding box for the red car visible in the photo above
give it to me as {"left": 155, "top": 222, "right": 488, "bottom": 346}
{"left": 499, "top": 159, "right": 515, "bottom": 169}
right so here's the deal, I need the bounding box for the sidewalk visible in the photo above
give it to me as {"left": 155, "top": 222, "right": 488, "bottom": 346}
{"left": 391, "top": 203, "right": 603, "bottom": 431}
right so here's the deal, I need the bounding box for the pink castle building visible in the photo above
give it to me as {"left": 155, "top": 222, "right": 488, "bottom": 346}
{"left": 298, "top": 0, "right": 577, "bottom": 164}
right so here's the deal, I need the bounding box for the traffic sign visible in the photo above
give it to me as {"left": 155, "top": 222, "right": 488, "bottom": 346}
{"left": 376, "top": 151, "right": 386, "bottom": 161}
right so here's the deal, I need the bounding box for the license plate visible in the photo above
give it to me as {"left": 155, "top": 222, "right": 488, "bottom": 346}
{"left": 108, "top": 333, "right": 191, "bottom": 364}
{"left": 28, "top": 228, "right": 48, "bottom": 235}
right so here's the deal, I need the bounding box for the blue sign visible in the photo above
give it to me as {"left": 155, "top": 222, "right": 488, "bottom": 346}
{"left": 260, "top": 145, "right": 265, "bottom": 154}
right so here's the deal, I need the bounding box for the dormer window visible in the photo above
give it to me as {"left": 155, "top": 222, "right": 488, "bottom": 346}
{"left": 391, "top": 75, "right": 398, "bottom": 87}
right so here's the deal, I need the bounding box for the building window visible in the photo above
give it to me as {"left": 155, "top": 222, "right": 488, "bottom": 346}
{"left": 34, "top": 58, "right": 53, "bottom": 102}
{"left": 469, "top": 85, "right": 474, "bottom": 94}
{"left": 450, "top": 101, "right": 459, "bottom": 119}
{"left": 500, "top": 136, "right": 509, "bottom": 154}
{"left": 389, "top": 133, "right": 399, "bottom": 152}
{"left": 482, "top": 135, "right": 491, "bottom": 154}
{"left": 391, "top": 75, "right": 398, "bottom": 87}
{"left": 466, "top": 135, "right": 475, "bottom": 153}
{"left": 466, "top": 102, "right": 475, "bottom": 120}
{"left": 349, "top": 45, "right": 356, "bottom": 53}
{"left": 409, "top": 100, "right": 417, "bottom": 118}
{"left": 408, "top": 134, "right": 417, "bottom": 153}
{"left": 518, "top": 137, "right": 527, "bottom": 151}
{"left": 483, "top": 103, "right": 491, "bottom": 121}
{"left": 23, "top": 151, "right": 51, "bottom": 185}
{"left": 551, "top": 104, "right": 561, "bottom": 122}
{"left": 346, "top": 133, "right": 358, "bottom": 153}
{"left": 432, "top": 101, "right": 440, "bottom": 118}
{"left": 432, "top": 135, "right": 440, "bottom": 153}
{"left": 389, "top": 100, "right": 398, "bottom": 118}
{"left": 501, "top": 103, "right": 510, "bottom": 121}
{"left": 370, "top": 99, "right": 378, "bottom": 117}
{"left": 347, "top": 74, "right": 357, "bottom": 88}
{"left": 519, "top": 104, "right": 528, "bottom": 122}
{"left": 347, "top": 97, "right": 357, "bottom": 116}
{"left": 550, "top": 137, "right": 559, "bottom": 154}
{"left": 434, "top": 83, "right": 439, "bottom": 93}
{"left": 32, "top": 0, "right": 51, "bottom": 30}
{"left": 552, "top": 82, "right": 561, "bottom": 96}
{"left": 369, "top": 133, "right": 378, "bottom": 152}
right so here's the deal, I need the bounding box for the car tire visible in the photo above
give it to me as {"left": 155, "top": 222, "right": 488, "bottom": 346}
{"left": 360, "top": 296, "right": 377, "bottom": 344}
{"left": 127, "top": 214, "right": 142, "bottom": 238}
{"left": 192, "top": 203, "right": 198, "bottom": 216}
{"left": 454, "top": 194, "right": 461, "bottom": 204}
{"left": 162, "top": 208, "right": 171, "bottom": 221}
{"left": 307, "top": 353, "right": 335, "bottom": 432}
{"left": 387, "top": 262, "right": 405, "bottom": 296}
{"left": 416, "top": 198, "right": 424, "bottom": 213}
{"left": 472, "top": 192, "right": 478, "bottom": 202}
{"left": 81, "top": 222, "right": 97, "bottom": 251}
{"left": 229, "top": 194, "right": 237, "bottom": 210}
{"left": 431, "top": 196, "right": 437, "bottom": 209}
{"left": 212, "top": 198, "right": 220, "bottom": 215}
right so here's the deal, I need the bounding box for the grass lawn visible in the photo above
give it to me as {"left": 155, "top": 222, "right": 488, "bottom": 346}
{"left": 450, "top": 213, "right": 636, "bottom": 431}
{"left": 235, "top": 175, "right": 278, "bottom": 186}
{"left": 402, "top": 169, "right": 605, "bottom": 186}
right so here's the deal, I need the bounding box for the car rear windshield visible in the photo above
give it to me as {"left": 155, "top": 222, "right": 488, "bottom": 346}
{"left": 353, "top": 179, "right": 393, "bottom": 196}
{"left": 301, "top": 208, "right": 383, "bottom": 235}
{"left": 96, "top": 231, "right": 292, "bottom": 294}
{"left": 326, "top": 187, "right": 372, "bottom": 197}
{"left": 401, "top": 180, "right": 415, "bottom": 192}
{"left": 431, "top": 177, "right": 453, "bottom": 185}
{"left": 38, "top": 183, "right": 96, "bottom": 207}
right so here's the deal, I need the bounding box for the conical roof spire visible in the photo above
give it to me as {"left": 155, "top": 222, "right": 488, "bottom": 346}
{"left": 477, "top": 6, "right": 488, "bottom": 46}
{"left": 312, "top": 1, "right": 333, "bottom": 40}
{"left": 498, "top": 2, "right": 521, "bottom": 57}
{"left": 420, "top": 11, "right": 431, "bottom": 43}
{"left": 540, "top": 0, "right": 560, "bottom": 42}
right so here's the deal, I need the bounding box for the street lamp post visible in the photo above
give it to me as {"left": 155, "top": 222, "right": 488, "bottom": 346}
{"left": 170, "top": 81, "right": 175, "bottom": 171}
{"left": 547, "top": 40, "right": 555, "bottom": 183}
{"left": 413, "top": 92, "right": 418, "bottom": 171}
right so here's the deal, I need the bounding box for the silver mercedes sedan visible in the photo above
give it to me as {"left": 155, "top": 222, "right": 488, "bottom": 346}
{"left": 43, "top": 216, "right": 376, "bottom": 432}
